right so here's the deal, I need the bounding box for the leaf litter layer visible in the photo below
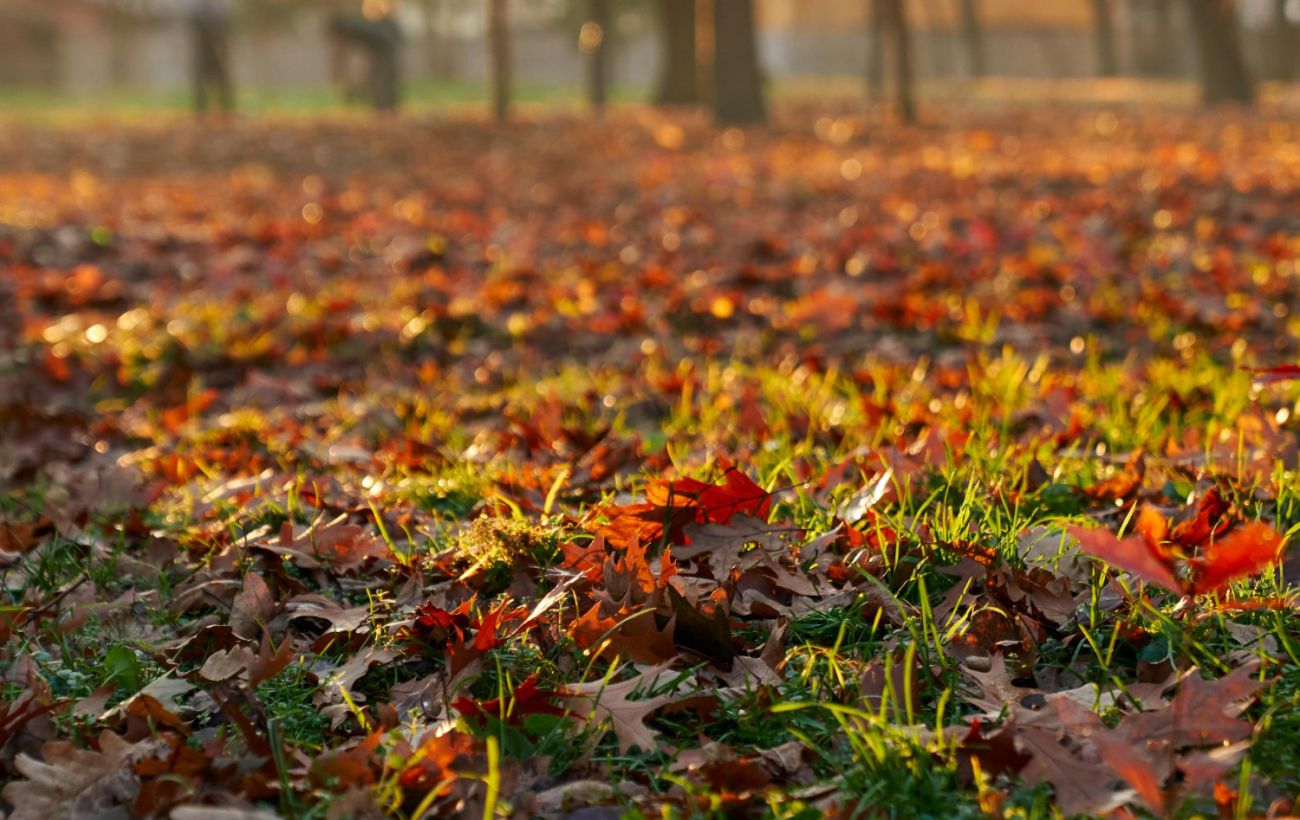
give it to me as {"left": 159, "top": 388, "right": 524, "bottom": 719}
{"left": 1, "top": 105, "right": 1299, "bottom": 818}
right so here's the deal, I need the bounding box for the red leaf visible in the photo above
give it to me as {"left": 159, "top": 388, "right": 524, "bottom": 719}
{"left": 646, "top": 463, "right": 772, "bottom": 527}
{"left": 1245, "top": 363, "right": 1300, "bottom": 384}
{"left": 1189, "top": 522, "right": 1286, "bottom": 595}
{"left": 1133, "top": 504, "right": 1169, "bottom": 548}
{"left": 453, "top": 675, "right": 568, "bottom": 725}
{"left": 1169, "top": 488, "right": 1230, "bottom": 548}
{"left": 1084, "top": 451, "right": 1145, "bottom": 501}
{"left": 1067, "top": 524, "right": 1183, "bottom": 594}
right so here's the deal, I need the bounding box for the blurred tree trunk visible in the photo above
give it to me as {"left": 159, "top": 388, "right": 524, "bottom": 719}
{"left": 878, "top": 0, "right": 914, "bottom": 122}
{"left": 866, "top": 0, "right": 885, "bottom": 98}
{"left": 487, "top": 0, "right": 510, "bottom": 121}
{"left": 585, "top": 0, "right": 610, "bottom": 111}
{"left": 1187, "top": 0, "right": 1253, "bottom": 104}
{"left": 712, "top": 0, "right": 765, "bottom": 125}
{"left": 108, "top": 9, "right": 132, "bottom": 87}
{"left": 958, "top": 0, "right": 985, "bottom": 78}
{"left": 191, "top": 1, "right": 234, "bottom": 114}
{"left": 1131, "top": 0, "right": 1178, "bottom": 77}
{"left": 1270, "top": 0, "right": 1299, "bottom": 81}
{"left": 1092, "top": 0, "right": 1118, "bottom": 76}
{"left": 655, "top": 0, "right": 698, "bottom": 104}
{"left": 422, "top": 0, "right": 458, "bottom": 80}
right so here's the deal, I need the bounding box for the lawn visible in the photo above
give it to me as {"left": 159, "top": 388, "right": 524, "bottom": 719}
{"left": 0, "top": 102, "right": 1298, "bottom": 818}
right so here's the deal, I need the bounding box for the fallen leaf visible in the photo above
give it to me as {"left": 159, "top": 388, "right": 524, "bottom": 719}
{"left": 2, "top": 732, "right": 166, "bottom": 820}
{"left": 1189, "top": 522, "right": 1286, "bottom": 594}
{"left": 229, "top": 572, "right": 275, "bottom": 640}
{"left": 561, "top": 666, "right": 689, "bottom": 753}
{"left": 1067, "top": 524, "right": 1182, "bottom": 594}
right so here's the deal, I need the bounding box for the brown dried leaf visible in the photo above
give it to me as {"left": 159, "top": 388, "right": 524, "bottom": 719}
{"left": 2, "top": 732, "right": 165, "bottom": 820}
{"left": 229, "top": 572, "right": 275, "bottom": 640}
{"left": 561, "top": 665, "right": 689, "bottom": 753}
{"left": 1015, "top": 725, "right": 1135, "bottom": 816}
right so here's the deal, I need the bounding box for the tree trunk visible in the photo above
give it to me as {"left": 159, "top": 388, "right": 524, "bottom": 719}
{"left": 1131, "top": 0, "right": 1178, "bottom": 77}
{"left": 191, "top": 6, "right": 234, "bottom": 114}
{"left": 1092, "top": 0, "right": 1118, "bottom": 76}
{"left": 866, "top": 0, "right": 885, "bottom": 97}
{"left": 878, "top": 0, "right": 914, "bottom": 122}
{"left": 1270, "top": 0, "right": 1299, "bottom": 81}
{"left": 712, "top": 0, "right": 765, "bottom": 125}
{"left": 487, "top": 0, "right": 511, "bottom": 122}
{"left": 584, "top": 0, "right": 610, "bottom": 112}
{"left": 655, "top": 0, "right": 698, "bottom": 104}
{"left": 424, "top": 0, "right": 457, "bottom": 80}
{"left": 1187, "top": 0, "right": 1253, "bottom": 104}
{"left": 958, "top": 0, "right": 985, "bottom": 78}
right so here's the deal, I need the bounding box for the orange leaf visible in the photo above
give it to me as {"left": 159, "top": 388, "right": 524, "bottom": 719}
{"left": 1067, "top": 525, "right": 1182, "bottom": 594}
{"left": 1133, "top": 505, "right": 1168, "bottom": 549}
{"left": 1189, "top": 522, "right": 1286, "bottom": 595}
{"left": 570, "top": 603, "right": 676, "bottom": 665}
{"left": 1084, "top": 451, "right": 1145, "bottom": 501}
{"left": 1169, "top": 488, "right": 1230, "bottom": 548}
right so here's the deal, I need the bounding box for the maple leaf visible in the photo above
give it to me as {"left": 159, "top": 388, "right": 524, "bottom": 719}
{"left": 1089, "top": 732, "right": 1167, "bottom": 813}
{"left": 310, "top": 731, "right": 384, "bottom": 791}
{"left": 2, "top": 732, "right": 167, "bottom": 820}
{"left": 1132, "top": 503, "right": 1170, "bottom": 547}
{"left": 400, "top": 600, "right": 472, "bottom": 649}
{"left": 446, "top": 599, "right": 530, "bottom": 675}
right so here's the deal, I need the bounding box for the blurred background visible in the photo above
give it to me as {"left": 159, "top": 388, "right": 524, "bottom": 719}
{"left": 0, "top": 0, "right": 1292, "bottom": 117}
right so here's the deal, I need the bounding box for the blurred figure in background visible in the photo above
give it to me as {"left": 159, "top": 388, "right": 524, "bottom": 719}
{"left": 329, "top": 0, "right": 403, "bottom": 111}
{"left": 190, "top": 0, "right": 234, "bottom": 114}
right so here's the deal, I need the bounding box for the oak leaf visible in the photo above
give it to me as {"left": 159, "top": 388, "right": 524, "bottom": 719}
{"left": 561, "top": 666, "right": 690, "bottom": 753}
{"left": 570, "top": 603, "right": 676, "bottom": 665}
{"left": 1066, "top": 523, "right": 1181, "bottom": 593}
{"left": 674, "top": 514, "right": 793, "bottom": 579}
{"left": 1014, "top": 724, "right": 1135, "bottom": 816}
{"left": 1189, "top": 522, "right": 1286, "bottom": 595}
{"left": 229, "top": 572, "right": 275, "bottom": 640}
{"left": 2, "top": 732, "right": 166, "bottom": 820}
